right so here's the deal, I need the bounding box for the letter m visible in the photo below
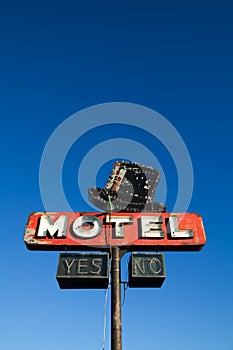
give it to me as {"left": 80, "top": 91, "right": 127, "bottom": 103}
{"left": 37, "top": 215, "right": 68, "bottom": 238}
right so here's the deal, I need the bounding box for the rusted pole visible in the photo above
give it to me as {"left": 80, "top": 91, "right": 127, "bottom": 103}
{"left": 111, "top": 247, "right": 122, "bottom": 350}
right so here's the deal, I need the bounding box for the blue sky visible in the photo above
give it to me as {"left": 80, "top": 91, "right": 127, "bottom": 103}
{"left": 1, "top": 1, "right": 233, "bottom": 349}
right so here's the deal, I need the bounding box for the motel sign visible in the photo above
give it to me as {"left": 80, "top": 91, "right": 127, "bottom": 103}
{"left": 24, "top": 211, "right": 206, "bottom": 251}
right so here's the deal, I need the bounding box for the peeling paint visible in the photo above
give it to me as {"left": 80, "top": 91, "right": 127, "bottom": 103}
{"left": 23, "top": 212, "right": 206, "bottom": 252}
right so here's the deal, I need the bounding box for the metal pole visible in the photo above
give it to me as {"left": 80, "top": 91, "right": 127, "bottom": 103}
{"left": 111, "top": 247, "right": 122, "bottom": 350}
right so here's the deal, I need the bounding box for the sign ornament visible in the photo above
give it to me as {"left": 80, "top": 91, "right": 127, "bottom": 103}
{"left": 88, "top": 160, "right": 166, "bottom": 212}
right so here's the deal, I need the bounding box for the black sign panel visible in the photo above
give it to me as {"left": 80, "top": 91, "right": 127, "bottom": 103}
{"left": 56, "top": 253, "right": 109, "bottom": 289}
{"left": 129, "top": 252, "right": 166, "bottom": 288}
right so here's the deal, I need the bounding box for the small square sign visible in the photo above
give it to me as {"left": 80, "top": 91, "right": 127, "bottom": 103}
{"left": 129, "top": 252, "right": 166, "bottom": 288}
{"left": 56, "top": 252, "right": 109, "bottom": 289}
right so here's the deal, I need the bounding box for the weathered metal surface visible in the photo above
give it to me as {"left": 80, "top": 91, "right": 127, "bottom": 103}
{"left": 111, "top": 247, "right": 122, "bottom": 350}
{"left": 56, "top": 252, "right": 109, "bottom": 289}
{"left": 88, "top": 160, "right": 166, "bottom": 213}
{"left": 129, "top": 252, "right": 166, "bottom": 288}
{"left": 24, "top": 212, "right": 206, "bottom": 251}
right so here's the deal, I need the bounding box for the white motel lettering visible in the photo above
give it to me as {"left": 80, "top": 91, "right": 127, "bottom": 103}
{"left": 36, "top": 214, "right": 194, "bottom": 240}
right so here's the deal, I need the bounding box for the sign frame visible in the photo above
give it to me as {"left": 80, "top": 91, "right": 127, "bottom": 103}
{"left": 56, "top": 252, "right": 109, "bottom": 289}
{"left": 129, "top": 252, "right": 166, "bottom": 288}
{"left": 24, "top": 212, "right": 206, "bottom": 252}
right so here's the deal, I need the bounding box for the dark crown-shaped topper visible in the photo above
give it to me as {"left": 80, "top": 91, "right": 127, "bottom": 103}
{"left": 88, "top": 161, "right": 166, "bottom": 212}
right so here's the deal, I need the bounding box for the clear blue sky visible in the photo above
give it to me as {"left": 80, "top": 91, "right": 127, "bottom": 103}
{"left": 1, "top": 1, "right": 232, "bottom": 349}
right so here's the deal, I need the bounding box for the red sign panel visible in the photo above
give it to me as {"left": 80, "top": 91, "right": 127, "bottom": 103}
{"left": 24, "top": 212, "right": 206, "bottom": 251}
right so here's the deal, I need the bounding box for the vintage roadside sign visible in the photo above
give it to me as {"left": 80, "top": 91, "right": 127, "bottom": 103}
{"left": 24, "top": 212, "right": 206, "bottom": 251}
{"left": 56, "top": 252, "right": 109, "bottom": 289}
{"left": 129, "top": 252, "right": 166, "bottom": 288}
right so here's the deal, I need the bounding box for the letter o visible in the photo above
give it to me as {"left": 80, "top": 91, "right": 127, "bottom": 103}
{"left": 72, "top": 216, "right": 102, "bottom": 238}
{"left": 149, "top": 258, "right": 162, "bottom": 274}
